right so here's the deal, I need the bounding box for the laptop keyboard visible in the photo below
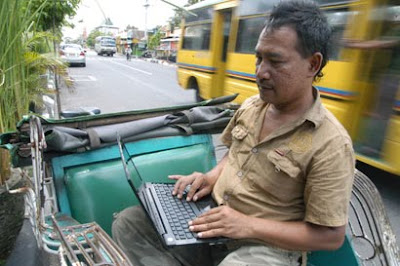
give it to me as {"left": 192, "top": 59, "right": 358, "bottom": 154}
{"left": 154, "top": 184, "right": 197, "bottom": 240}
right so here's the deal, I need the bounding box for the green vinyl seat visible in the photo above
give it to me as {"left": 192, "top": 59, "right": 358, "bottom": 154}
{"left": 53, "top": 134, "right": 216, "bottom": 235}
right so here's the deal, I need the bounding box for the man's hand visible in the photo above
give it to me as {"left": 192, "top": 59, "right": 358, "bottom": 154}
{"left": 169, "top": 153, "right": 229, "bottom": 201}
{"left": 169, "top": 172, "right": 216, "bottom": 201}
{"left": 189, "top": 206, "right": 346, "bottom": 251}
{"left": 188, "top": 205, "right": 251, "bottom": 239}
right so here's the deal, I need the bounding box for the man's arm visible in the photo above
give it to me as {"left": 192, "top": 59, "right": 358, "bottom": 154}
{"left": 249, "top": 216, "right": 345, "bottom": 250}
{"left": 189, "top": 206, "right": 345, "bottom": 251}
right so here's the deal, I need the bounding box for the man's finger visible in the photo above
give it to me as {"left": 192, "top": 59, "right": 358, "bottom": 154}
{"left": 172, "top": 178, "right": 188, "bottom": 197}
{"left": 189, "top": 220, "right": 222, "bottom": 233}
{"left": 197, "top": 228, "right": 224, "bottom": 239}
{"left": 196, "top": 206, "right": 223, "bottom": 217}
{"left": 168, "top": 175, "right": 182, "bottom": 180}
{"left": 190, "top": 211, "right": 220, "bottom": 226}
{"left": 192, "top": 187, "right": 211, "bottom": 202}
{"left": 186, "top": 176, "right": 203, "bottom": 201}
{"left": 171, "top": 177, "right": 183, "bottom": 196}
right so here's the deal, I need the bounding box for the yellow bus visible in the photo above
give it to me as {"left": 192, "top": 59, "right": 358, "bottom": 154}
{"left": 177, "top": 0, "right": 400, "bottom": 175}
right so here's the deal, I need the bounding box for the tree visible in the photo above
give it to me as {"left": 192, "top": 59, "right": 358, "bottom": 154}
{"left": 86, "top": 29, "right": 103, "bottom": 48}
{"left": 168, "top": 0, "right": 204, "bottom": 29}
{"left": 22, "top": 0, "right": 82, "bottom": 32}
{"left": 1, "top": 0, "right": 79, "bottom": 186}
{"left": 0, "top": 1, "right": 78, "bottom": 260}
{"left": 147, "top": 29, "right": 162, "bottom": 50}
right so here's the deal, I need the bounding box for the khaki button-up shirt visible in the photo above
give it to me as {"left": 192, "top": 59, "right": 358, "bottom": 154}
{"left": 212, "top": 90, "right": 355, "bottom": 227}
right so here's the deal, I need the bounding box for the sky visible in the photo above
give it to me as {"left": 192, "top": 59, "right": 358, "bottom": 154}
{"left": 62, "top": 0, "right": 188, "bottom": 39}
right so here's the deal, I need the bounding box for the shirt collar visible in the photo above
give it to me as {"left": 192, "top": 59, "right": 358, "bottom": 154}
{"left": 253, "top": 87, "right": 325, "bottom": 128}
{"left": 302, "top": 87, "right": 325, "bottom": 128}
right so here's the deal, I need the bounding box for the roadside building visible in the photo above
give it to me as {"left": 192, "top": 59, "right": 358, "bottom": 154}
{"left": 117, "top": 29, "right": 145, "bottom": 55}
{"left": 156, "top": 27, "right": 180, "bottom": 61}
{"left": 96, "top": 24, "right": 119, "bottom": 37}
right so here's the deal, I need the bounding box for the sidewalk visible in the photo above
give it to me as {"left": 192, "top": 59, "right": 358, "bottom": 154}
{"left": 117, "top": 52, "right": 176, "bottom": 67}
{"left": 142, "top": 57, "right": 176, "bottom": 67}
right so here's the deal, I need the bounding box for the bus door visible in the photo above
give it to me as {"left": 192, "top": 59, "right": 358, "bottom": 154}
{"left": 353, "top": 1, "right": 400, "bottom": 173}
{"left": 210, "top": 6, "right": 233, "bottom": 99}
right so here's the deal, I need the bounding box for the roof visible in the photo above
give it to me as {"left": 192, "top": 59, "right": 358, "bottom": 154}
{"left": 187, "top": 0, "right": 230, "bottom": 10}
{"left": 161, "top": 37, "right": 179, "bottom": 42}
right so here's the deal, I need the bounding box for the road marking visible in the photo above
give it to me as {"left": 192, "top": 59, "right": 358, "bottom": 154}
{"left": 109, "top": 60, "right": 153, "bottom": 75}
{"left": 103, "top": 64, "right": 173, "bottom": 100}
{"left": 87, "top": 57, "right": 125, "bottom": 61}
{"left": 70, "top": 75, "right": 97, "bottom": 82}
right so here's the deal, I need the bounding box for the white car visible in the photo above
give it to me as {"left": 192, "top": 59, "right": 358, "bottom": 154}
{"left": 60, "top": 44, "right": 86, "bottom": 67}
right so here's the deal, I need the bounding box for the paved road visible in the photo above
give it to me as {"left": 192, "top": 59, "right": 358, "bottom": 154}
{"left": 60, "top": 50, "right": 400, "bottom": 248}
{"left": 60, "top": 51, "right": 195, "bottom": 114}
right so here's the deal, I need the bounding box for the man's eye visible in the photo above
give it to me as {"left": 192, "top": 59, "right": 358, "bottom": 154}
{"left": 255, "top": 56, "right": 261, "bottom": 65}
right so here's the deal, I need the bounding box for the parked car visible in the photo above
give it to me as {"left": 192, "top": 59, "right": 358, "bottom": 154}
{"left": 60, "top": 44, "right": 86, "bottom": 67}
{"left": 141, "top": 50, "right": 152, "bottom": 58}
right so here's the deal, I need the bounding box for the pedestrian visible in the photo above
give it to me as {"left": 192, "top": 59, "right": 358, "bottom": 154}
{"left": 126, "top": 46, "right": 132, "bottom": 61}
{"left": 112, "top": 1, "right": 355, "bottom": 265}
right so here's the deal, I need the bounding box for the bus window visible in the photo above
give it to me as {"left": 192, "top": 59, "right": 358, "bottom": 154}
{"left": 235, "top": 16, "right": 266, "bottom": 54}
{"left": 185, "top": 7, "right": 213, "bottom": 23}
{"left": 325, "top": 9, "right": 356, "bottom": 60}
{"left": 182, "top": 23, "right": 212, "bottom": 50}
{"left": 237, "top": 0, "right": 278, "bottom": 16}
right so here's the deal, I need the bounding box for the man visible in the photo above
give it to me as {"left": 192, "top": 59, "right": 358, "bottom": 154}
{"left": 126, "top": 46, "right": 132, "bottom": 61}
{"left": 112, "top": 1, "right": 355, "bottom": 265}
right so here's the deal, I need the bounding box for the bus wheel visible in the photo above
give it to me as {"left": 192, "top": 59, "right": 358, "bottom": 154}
{"left": 190, "top": 80, "right": 204, "bottom": 102}
{"left": 195, "top": 90, "right": 204, "bottom": 102}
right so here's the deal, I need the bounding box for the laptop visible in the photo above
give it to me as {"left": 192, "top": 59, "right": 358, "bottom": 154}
{"left": 117, "top": 136, "right": 228, "bottom": 247}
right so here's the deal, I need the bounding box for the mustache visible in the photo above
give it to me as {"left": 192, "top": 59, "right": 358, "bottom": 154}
{"left": 256, "top": 80, "right": 273, "bottom": 89}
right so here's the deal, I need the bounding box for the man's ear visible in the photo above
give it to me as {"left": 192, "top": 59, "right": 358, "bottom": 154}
{"left": 308, "top": 52, "right": 323, "bottom": 77}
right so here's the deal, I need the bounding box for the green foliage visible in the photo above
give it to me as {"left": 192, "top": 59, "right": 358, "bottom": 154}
{"left": 168, "top": 0, "right": 205, "bottom": 29}
{"left": 22, "top": 0, "right": 81, "bottom": 32}
{"left": 148, "top": 29, "right": 161, "bottom": 50}
{"left": 1, "top": 0, "right": 76, "bottom": 185}
{"left": 0, "top": 0, "right": 43, "bottom": 133}
{"left": 86, "top": 29, "right": 106, "bottom": 48}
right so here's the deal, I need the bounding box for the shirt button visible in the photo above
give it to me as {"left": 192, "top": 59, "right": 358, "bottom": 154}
{"left": 223, "top": 194, "right": 229, "bottom": 201}
{"left": 252, "top": 148, "right": 258, "bottom": 153}
{"left": 237, "top": 171, "right": 243, "bottom": 177}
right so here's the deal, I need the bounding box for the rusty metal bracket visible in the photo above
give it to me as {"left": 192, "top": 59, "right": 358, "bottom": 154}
{"left": 51, "top": 216, "right": 132, "bottom": 266}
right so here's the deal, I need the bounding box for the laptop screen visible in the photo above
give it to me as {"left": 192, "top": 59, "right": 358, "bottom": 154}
{"left": 117, "top": 136, "right": 144, "bottom": 192}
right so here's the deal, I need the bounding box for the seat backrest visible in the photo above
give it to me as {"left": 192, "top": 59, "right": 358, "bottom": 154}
{"left": 52, "top": 134, "right": 216, "bottom": 235}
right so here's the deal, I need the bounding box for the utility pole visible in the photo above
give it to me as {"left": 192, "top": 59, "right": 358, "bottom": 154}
{"left": 144, "top": 0, "right": 150, "bottom": 43}
{"left": 52, "top": 0, "right": 61, "bottom": 119}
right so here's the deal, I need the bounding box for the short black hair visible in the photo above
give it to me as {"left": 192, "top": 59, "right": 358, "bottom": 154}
{"left": 265, "top": 0, "right": 332, "bottom": 80}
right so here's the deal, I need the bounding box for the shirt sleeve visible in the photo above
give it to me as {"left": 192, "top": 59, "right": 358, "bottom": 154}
{"left": 304, "top": 139, "right": 355, "bottom": 227}
{"left": 220, "top": 112, "right": 237, "bottom": 147}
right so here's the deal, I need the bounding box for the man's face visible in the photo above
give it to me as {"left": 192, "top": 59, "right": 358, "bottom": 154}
{"left": 255, "top": 26, "right": 316, "bottom": 107}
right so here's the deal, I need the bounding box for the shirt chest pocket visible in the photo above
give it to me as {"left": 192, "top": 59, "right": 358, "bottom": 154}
{"left": 267, "top": 150, "right": 302, "bottom": 179}
{"left": 230, "top": 125, "right": 250, "bottom": 166}
{"left": 231, "top": 125, "right": 248, "bottom": 147}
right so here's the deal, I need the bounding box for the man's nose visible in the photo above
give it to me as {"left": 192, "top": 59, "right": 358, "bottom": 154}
{"left": 256, "top": 61, "right": 271, "bottom": 81}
